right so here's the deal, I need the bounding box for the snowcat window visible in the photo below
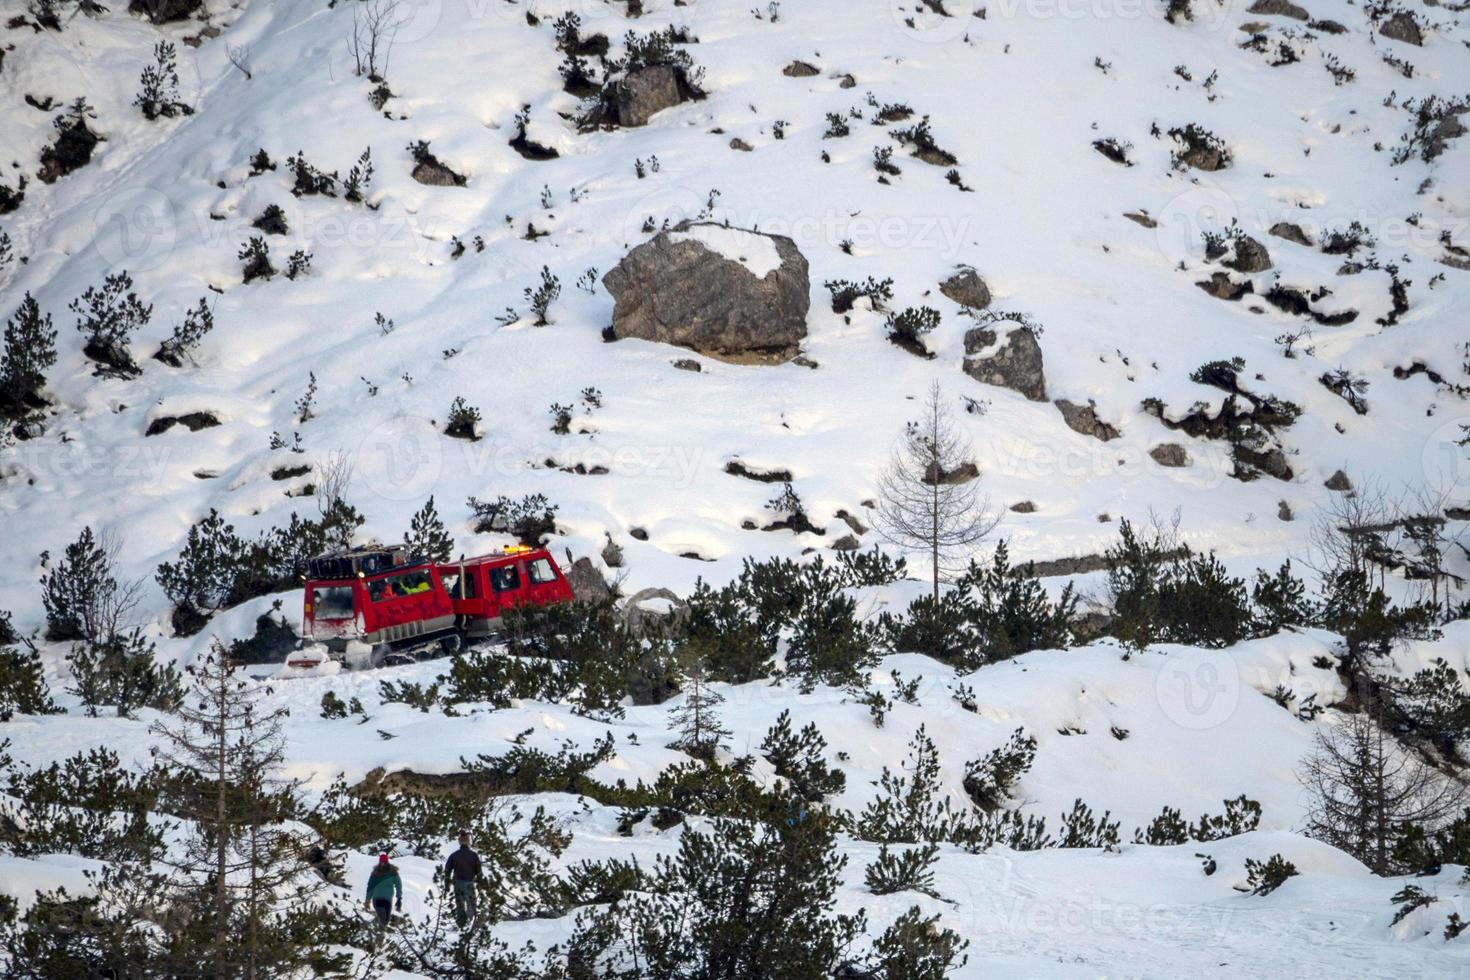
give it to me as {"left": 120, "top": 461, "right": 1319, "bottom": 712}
{"left": 442, "top": 571, "right": 477, "bottom": 599}
{"left": 527, "top": 558, "right": 557, "bottom": 585}
{"left": 314, "top": 586, "right": 354, "bottom": 618}
{"left": 490, "top": 565, "right": 521, "bottom": 593}
{"left": 368, "top": 570, "right": 431, "bottom": 602}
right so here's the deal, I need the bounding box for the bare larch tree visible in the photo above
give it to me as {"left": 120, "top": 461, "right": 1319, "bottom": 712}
{"left": 875, "top": 381, "right": 999, "bottom": 602}
{"left": 1298, "top": 710, "right": 1467, "bottom": 875}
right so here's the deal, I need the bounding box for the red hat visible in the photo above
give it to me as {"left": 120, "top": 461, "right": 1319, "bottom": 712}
{"left": 378, "top": 853, "right": 389, "bottom": 864}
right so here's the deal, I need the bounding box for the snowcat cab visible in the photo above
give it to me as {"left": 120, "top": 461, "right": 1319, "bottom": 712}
{"left": 301, "top": 544, "right": 456, "bottom": 664}
{"left": 436, "top": 545, "right": 574, "bottom": 639}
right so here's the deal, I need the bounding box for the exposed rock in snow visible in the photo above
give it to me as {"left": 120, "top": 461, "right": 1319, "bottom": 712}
{"left": 604, "top": 223, "right": 809, "bottom": 361}
{"left": 939, "top": 266, "right": 992, "bottom": 310}
{"left": 1270, "top": 221, "right": 1313, "bottom": 246}
{"left": 1379, "top": 11, "right": 1425, "bottom": 46}
{"left": 566, "top": 557, "right": 612, "bottom": 602}
{"left": 782, "top": 60, "right": 819, "bottom": 77}
{"left": 1225, "top": 235, "right": 1273, "bottom": 273}
{"left": 1149, "top": 443, "right": 1190, "bottom": 468}
{"left": 1055, "top": 399, "right": 1120, "bottom": 441}
{"left": 1324, "top": 469, "right": 1353, "bottom": 492}
{"left": 962, "top": 325, "right": 1046, "bottom": 401}
{"left": 1247, "top": 0, "right": 1308, "bottom": 21}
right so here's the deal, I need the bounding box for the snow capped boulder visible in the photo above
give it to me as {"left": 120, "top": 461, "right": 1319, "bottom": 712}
{"left": 962, "top": 324, "right": 1046, "bottom": 401}
{"left": 1055, "top": 399, "right": 1119, "bottom": 441}
{"left": 939, "top": 266, "right": 992, "bottom": 310}
{"left": 1379, "top": 11, "right": 1424, "bottom": 46}
{"left": 603, "top": 222, "right": 810, "bottom": 361}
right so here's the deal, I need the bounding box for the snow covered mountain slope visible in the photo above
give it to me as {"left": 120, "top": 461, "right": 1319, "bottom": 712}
{"left": 2, "top": 1, "right": 1470, "bottom": 975}
{"left": 1, "top": 0, "right": 1469, "bottom": 626}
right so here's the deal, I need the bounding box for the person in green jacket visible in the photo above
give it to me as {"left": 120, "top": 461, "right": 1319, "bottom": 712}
{"left": 364, "top": 853, "right": 403, "bottom": 926}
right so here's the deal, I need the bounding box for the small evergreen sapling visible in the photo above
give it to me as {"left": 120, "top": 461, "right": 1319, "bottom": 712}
{"left": 0, "top": 293, "right": 58, "bottom": 417}
{"left": 864, "top": 842, "right": 940, "bottom": 897}
{"left": 67, "top": 629, "right": 183, "bottom": 718}
{"left": 1243, "top": 853, "right": 1298, "bottom": 895}
{"left": 405, "top": 496, "right": 453, "bottom": 562}
{"left": 668, "top": 655, "right": 731, "bottom": 760}
{"left": 134, "top": 41, "right": 190, "bottom": 120}
{"left": 156, "top": 297, "right": 213, "bottom": 367}
{"left": 524, "top": 265, "right": 561, "bottom": 326}
{"left": 70, "top": 271, "right": 151, "bottom": 374}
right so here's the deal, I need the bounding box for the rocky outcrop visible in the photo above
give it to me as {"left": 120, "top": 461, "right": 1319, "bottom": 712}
{"left": 130, "top": 0, "right": 201, "bottom": 23}
{"left": 1225, "top": 235, "right": 1272, "bottom": 273}
{"left": 621, "top": 588, "right": 689, "bottom": 636}
{"left": 939, "top": 267, "right": 992, "bottom": 310}
{"left": 1324, "top": 469, "right": 1353, "bottom": 492}
{"left": 1379, "top": 11, "right": 1424, "bottom": 46}
{"left": 1247, "top": 0, "right": 1307, "bottom": 20}
{"left": 1055, "top": 399, "right": 1120, "bottom": 441}
{"left": 1270, "top": 222, "right": 1313, "bottom": 246}
{"left": 566, "top": 557, "right": 612, "bottom": 602}
{"left": 782, "top": 60, "right": 820, "bottom": 77}
{"left": 1197, "top": 273, "right": 1254, "bottom": 301}
{"left": 962, "top": 325, "right": 1046, "bottom": 401}
{"left": 603, "top": 222, "right": 810, "bottom": 361}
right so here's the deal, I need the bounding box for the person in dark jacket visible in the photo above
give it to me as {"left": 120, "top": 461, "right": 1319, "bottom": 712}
{"left": 444, "top": 831, "right": 482, "bottom": 926}
{"left": 364, "top": 853, "right": 403, "bottom": 926}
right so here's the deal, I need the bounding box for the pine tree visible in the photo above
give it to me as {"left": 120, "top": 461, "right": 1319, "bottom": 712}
{"left": 134, "top": 40, "right": 186, "bottom": 120}
{"left": 406, "top": 495, "right": 454, "bottom": 562}
{"left": 66, "top": 628, "right": 182, "bottom": 718}
{"left": 149, "top": 645, "right": 319, "bottom": 979}
{"left": 40, "top": 526, "right": 138, "bottom": 643}
{"left": 574, "top": 804, "right": 864, "bottom": 977}
{"left": 759, "top": 709, "right": 846, "bottom": 800}
{"left": 0, "top": 293, "right": 57, "bottom": 418}
{"left": 668, "top": 654, "right": 730, "bottom": 760}
{"left": 70, "top": 270, "right": 151, "bottom": 374}
{"left": 156, "top": 297, "right": 213, "bottom": 367}
{"left": 0, "top": 612, "right": 57, "bottom": 720}
{"left": 860, "top": 906, "right": 969, "bottom": 980}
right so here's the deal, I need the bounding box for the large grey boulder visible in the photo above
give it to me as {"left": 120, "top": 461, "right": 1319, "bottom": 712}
{"left": 603, "top": 222, "right": 810, "bottom": 361}
{"left": 615, "top": 66, "right": 686, "bottom": 126}
{"left": 962, "top": 325, "right": 1046, "bottom": 401}
{"left": 566, "top": 557, "right": 611, "bottom": 602}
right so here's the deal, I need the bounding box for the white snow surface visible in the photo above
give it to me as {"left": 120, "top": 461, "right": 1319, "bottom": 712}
{"left": 2, "top": 0, "right": 1470, "bottom": 974}
{"left": 668, "top": 223, "right": 784, "bottom": 277}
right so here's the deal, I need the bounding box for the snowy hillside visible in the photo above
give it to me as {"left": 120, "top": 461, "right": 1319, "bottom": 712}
{"left": 2, "top": 0, "right": 1470, "bottom": 976}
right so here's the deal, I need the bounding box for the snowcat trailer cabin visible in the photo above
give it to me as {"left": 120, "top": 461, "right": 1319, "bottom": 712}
{"left": 301, "top": 545, "right": 573, "bottom": 664}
